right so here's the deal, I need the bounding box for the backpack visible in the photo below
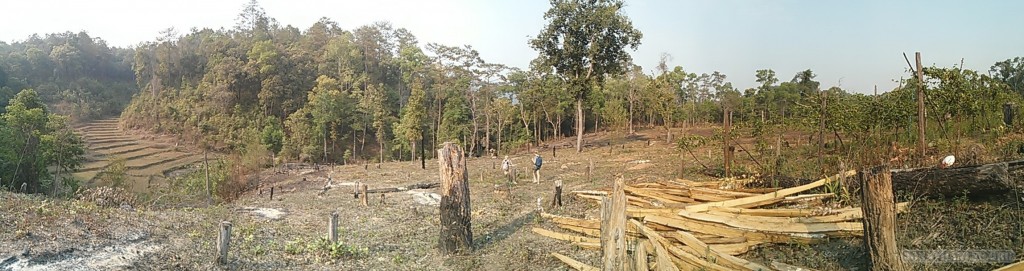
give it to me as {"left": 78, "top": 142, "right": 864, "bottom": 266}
{"left": 534, "top": 156, "right": 543, "bottom": 169}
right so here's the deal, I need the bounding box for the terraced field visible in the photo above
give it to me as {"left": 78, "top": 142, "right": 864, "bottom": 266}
{"left": 72, "top": 119, "right": 206, "bottom": 193}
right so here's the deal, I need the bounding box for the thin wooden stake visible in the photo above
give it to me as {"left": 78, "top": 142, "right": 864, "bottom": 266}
{"left": 552, "top": 180, "right": 563, "bottom": 208}
{"left": 217, "top": 221, "right": 231, "bottom": 264}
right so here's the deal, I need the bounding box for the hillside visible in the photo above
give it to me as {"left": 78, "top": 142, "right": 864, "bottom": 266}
{"left": 72, "top": 119, "right": 210, "bottom": 194}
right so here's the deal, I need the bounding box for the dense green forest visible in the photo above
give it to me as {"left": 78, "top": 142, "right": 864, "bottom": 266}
{"left": 0, "top": 32, "right": 133, "bottom": 194}
{"left": 3, "top": 0, "right": 1024, "bottom": 195}
{"left": 0, "top": 32, "right": 137, "bottom": 120}
{"left": 118, "top": 0, "right": 1024, "bottom": 167}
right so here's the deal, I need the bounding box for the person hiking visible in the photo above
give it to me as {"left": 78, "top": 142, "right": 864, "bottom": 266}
{"left": 501, "top": 155, "right": 512, "bottom": 175}
{"left": 532, "top": 152, "right": 543, "bottom": 183}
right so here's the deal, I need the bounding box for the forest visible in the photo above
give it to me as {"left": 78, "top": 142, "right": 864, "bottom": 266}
{"left": 1, "top": 0, "right": 1023, "bottom": 194}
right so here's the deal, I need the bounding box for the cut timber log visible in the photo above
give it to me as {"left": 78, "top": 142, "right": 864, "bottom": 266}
{"left": 685, "top": 170, "right": 857, "bottom": 212}
{"left": 355, "top": 182, "right": 440, "bottom": 197}
{"left": 708, "top": 203, "right": 910, "bottom": 218}
{"left": 888, "top": 160, "right": 1024, "bottom": 197}
{"left": 551, "top": 252, "right": 600, "bottom": 271}
{"left": 631, "top": 219, "right": 729, "bottom": 271}
{"left": 666, "top": 230, "right": 771, "bottom": 270}
{"left": 645, "top": 215, "right": 824, "bottom": 244}
{"left": 678, "top": 210, "right": 863, "bottom": 237}
{"left": 532, "top": 227, "right": 598, "bottom": 243}
{"left": 634, "top": 239, "right": 649, "bottom": 271}
{"left": 993, "top": 259, "right": 1024, "bottom": 271}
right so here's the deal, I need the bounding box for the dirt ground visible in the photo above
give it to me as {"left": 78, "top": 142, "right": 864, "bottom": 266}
{"left": 2, "top": 126, "right": 1022, "bottom": 270}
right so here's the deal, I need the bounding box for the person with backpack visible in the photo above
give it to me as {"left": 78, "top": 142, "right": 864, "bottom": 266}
{"left": 532, "top": 152, "right": 543, "bottom": 183}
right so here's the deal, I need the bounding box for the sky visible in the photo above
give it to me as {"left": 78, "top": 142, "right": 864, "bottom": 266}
{"left": 1, "top": 0, "right": 1022, "bottom": 94}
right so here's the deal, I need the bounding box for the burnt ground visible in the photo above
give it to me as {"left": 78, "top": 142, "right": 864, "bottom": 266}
{"left": 2, "top": 126, "right": 1023, "bottom": 270}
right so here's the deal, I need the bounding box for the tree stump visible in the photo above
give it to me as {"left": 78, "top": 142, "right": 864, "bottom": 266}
{"left": 360, "top": 184, "right": 368, "bottom": 206}
{"left": 437, "top": 142, "right": 473, "bottom": 254}
{"left": 329, "top": 212, "right": 339, "bottom": 243}
{"left": 860, "top": 167, "right": 906, "bottom": 271}
{"left": 601, "top": 177, "right": 627, "bottom": 271}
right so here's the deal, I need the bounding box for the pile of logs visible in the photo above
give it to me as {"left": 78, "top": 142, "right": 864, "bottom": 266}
{"left": 534, "top": 170, "right": 912, "bottom": 270}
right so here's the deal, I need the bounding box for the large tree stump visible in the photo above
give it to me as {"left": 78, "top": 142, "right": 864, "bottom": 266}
{"left": 601, "top": 177, "right": 627, "bottom": 271}
{"left": 437, "top": 142, "right": 473, "bottom": 254}
{"left": 860, "top": 167, "right": 906, "bottom": 271}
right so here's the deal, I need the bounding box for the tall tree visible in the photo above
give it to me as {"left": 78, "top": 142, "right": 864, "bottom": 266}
{"left": 396, "top": 79, "right": 426, "bottom": 159}
{"left": 530, "top": 0, "right": 642, "bottom": 152}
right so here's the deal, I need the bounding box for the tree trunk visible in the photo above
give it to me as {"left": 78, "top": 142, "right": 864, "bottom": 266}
{"left": 485, "top": 108, "right": 491, "bottom": 153}
{"left": 54, "top": 134, "right": 64, "bottom": 196}
{"left": 411, "top": 140, "right": 417, "bottom": 161}
{"left": 497, "top": 119, "right": 504, "bottom": 155}
{"left": 575, "top": 97, "right": 584, "bottom": 152}
{"left": 324, "top": 127, "right": 329, "bottom": 163}
{"left": 205, "top": 150, "right": 212, "bottom": 205}
{"left": 437, "top": 142, "right": 473, "bottom": 254}
{"left": 629, "top": 90, "right": 635, "bottom": 135}
{"left": 860, "top": 167, "right": 906, "bottom": 271}
{"left": 378, "top": 127, "right": 384, "bottom": 164}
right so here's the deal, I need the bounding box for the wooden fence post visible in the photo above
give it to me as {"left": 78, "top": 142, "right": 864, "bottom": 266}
{"left": 217, "top": 221, "right": 232, "bottom": 264}
{"left": 329, "top": 211, "right": 339, "bottom": 243}
{"left": 269, "top": 186, "right": 274, "bottom": 201}
{"left": 860, "top": 167, "right": 906, "bottom": 271}
{"left": 601, "top": 177, "right": 627, "bottom": 270}
{"left": 552, "top": 146, "right": 557, "bottom": 158}
{"left": 437, "top": 142, "right": 473, "bottom": 254}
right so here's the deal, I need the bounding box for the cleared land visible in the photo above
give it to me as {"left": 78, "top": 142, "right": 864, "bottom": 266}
{"left": 71, "top": 119, "right": 208, "bottom": 193}
{"left": 6, "top": 127, "right": 1021, "bottom": 270}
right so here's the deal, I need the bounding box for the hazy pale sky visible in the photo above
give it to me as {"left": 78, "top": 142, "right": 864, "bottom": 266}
{"left": 2, "top": 0, "right": 1022, "bottom": 93}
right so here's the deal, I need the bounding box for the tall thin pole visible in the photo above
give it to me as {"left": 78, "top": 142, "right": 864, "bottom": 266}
{"left": 915, "top": 52, "right": 926, "bottom": 159}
